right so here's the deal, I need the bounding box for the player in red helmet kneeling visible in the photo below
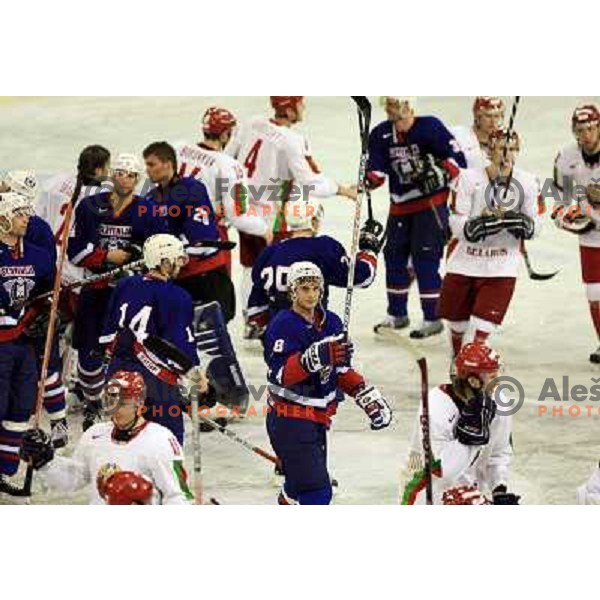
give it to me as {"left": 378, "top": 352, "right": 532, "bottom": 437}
{"left": 20, "top": 371, "right": 194, "bottom": 504}
{"left": 400, "top": 342, "right": 520, "bottom": 505}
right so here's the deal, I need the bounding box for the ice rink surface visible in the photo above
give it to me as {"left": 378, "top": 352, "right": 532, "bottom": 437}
{"left": 1, "top": 95, "right": 600, "bottom": 504}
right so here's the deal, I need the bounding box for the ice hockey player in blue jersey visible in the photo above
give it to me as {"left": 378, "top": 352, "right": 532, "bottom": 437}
{"left": 0, "top": 192, "right": 54, "bottom": 496}
{"left": 264, "top": 262, "right": 392, "bottom": 505}
{"left": 368, "top": 97, "right": 466, "bottom": 339}
{"left": 68, "top": 153, "right": 167, "bottom": 430}
{"left": 142, "top": 142, "right": 235, "bottom": 322}
{"left": 247, "top": 198, "right": 383, "bottom": 338}
{"left": 0, "top": 170, "right": 69, "bottom": 449}
{"left": 100, "top": 234, "right": 209, "bottom": 445}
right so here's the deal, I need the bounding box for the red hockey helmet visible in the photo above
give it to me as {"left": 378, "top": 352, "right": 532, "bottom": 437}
{"left": 202, "top": 106, "right": 237, "bottom": 137}
{"left": 102, "top": 371, "right": 146, "bottom": 414}
{"left": 572, "top": 105, "right": 600, "bottom": 130}
{"left": 103, "top": 471, "right": 154, "bottom": 505}
{"left": 473, "top": 96, "right": 505, "bottom": 116}
{"left": 270, "top": 96, "right": 304, "bottom": 113}
{"left": 455, "top": 343, "right": 501, "bottom": 380}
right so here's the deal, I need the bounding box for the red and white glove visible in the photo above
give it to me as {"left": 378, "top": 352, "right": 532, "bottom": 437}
{"left": 442, "top": 485, "right": 491, "bottom": 506}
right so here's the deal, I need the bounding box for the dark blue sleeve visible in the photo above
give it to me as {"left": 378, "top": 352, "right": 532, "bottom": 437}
{"left": 264, "top": 316, "right": 303, "bottom": 383}
{"left": 67, "top": 197, "right": 105, "bottom": 268}
{"left": 157, "top": 287, "right": 199, "bottom": 366}
{"left": 318, "top": 237, "right": 375, "bottom": 289}
{"left": 179, "top": 179, "right": 220, "bottom": 251}
{"left": 141, "top": 198, "right": 169, "bottom": 237}
{"left": 248, "top": 247, "right": 273, "bottom": 315}
{"left": 425, "top": 117, "right": 467, "bottom": 168}
{"left": 100, "top": 279, "right": 126, "bottom": 344}
{"left": 28, "top": 217, "right": 57, "bottom": 264}
{"left": 367, "top": 123, "right": 389, "bottom": 175}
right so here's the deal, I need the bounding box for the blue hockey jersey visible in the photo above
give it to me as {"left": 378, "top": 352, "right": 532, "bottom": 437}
{"left": 368, "top": 116, "right": 466, "bottom": 215}
{"left": 67, "top": 193, "right": 166, "bottom": 274}
{"left": 264, "top": 307, "right": 351, "bottom": 427}
{"left": 0, "top": 240, "right": 54, "bottom": 342}
{"left": 100, "top": 274, "right": 199, "bottom": 381}
{"left": 26, "top": 215, "right": 57, "bottom": 265}
{"left": 247, "top": 235, "right": 376, "bottom": 324}
{"left": 145, "top": 176, "right": 225, "bottom": 277}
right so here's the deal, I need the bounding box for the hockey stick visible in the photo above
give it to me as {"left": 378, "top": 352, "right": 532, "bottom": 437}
{"left": 144, "top": 335, "right": 281, "bottom": 466}
{"left": 499, "top": 97, "right": 559, "bottom": 282}
{"left": 196, "top": 413, "right": 281, "bottom": 466}
{"left": 21, "top": 202, "right": 76, "bottom": 496}
{"left": 344, "top": 96, "right": 372, "bottom": 331}
{"left": 190, "top": 391, "right": 203, "bottom": 505}
{"left": 417, "top": 358, "right": 434, "bottom": 505}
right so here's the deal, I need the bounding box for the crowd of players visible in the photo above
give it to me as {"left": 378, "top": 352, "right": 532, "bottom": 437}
{"left": 1, "top": 96, "right": 600, "bottom": 504}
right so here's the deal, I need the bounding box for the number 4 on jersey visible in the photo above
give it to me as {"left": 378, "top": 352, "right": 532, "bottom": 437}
{"left": 244, "top": 139, "right": 263, "bottom": 178}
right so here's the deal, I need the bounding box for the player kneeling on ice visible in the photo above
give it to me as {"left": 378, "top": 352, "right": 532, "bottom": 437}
{"left": 20, "top": 371, "right": 194, "bottom": 504}
{"left": 438, "top": 127, "right": 543, "bottom": 355}
{"left": 401, "top": 342, "right": 518, "bottom": 505}
{"left": 264, "top": 262, "right": 392, "bottom": 505}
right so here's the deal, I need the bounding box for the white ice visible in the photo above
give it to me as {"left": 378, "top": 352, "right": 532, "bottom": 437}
{"left": 1, "top": 95, "right": 599, "bottom": 504}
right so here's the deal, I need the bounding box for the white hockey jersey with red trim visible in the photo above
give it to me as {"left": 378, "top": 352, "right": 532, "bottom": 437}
{"left": 176, "top": 142, "right": 267, "bottom": 237}
{"left": 39, "top": 421, "right": 193, "bottom": 504}
{"left": 451, "top": 125, "right": 490, "bottom": 170}
{"left": 554, "top": 143, "right": 600, "bottom": 248}
{"left": 227, "top": 116, "right": 338, "bottom": 214}
{"left": 402, "top": 384, "right": 512, "bottom": 505}
{"left": 447, "top": 167, "right": 543, "bottom": 278}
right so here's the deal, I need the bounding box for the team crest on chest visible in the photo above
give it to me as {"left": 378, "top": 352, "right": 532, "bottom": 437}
{"left": 3, "top": 276, "right": 35, "bottom": 309}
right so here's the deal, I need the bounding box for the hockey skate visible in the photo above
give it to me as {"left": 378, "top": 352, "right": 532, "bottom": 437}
{"left": 243, "top": 322, "right": 265, "bottom": 341}
{"left": 590, "top": 347, "right": 600, "bottom": 364}
{"left": 50, "top": 418, "right": 69, "bottom": 449}
{"left": 409, "top": 320, "right": 444, "bottom": 340}
{"left": 373, "top": 315, "right": 410, "bottom": 335}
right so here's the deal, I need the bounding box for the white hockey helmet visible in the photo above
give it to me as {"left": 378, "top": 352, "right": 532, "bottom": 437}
{"left": 285, "top": 197, "right": 324, "bottom": 232}
{"left": 288, "top": 261, "right": 324, "bottom": 294}
{"left": 111, "top": 153, "right": 143, "bottom": 176}
{"left": 143, "top": 234, "right": 187, "bottom": 270}
{"left": 3, "top": 170, "right": 38, "bottom": 200}
{"left": 0, "top": 192, "right": 34, "bottom": 219}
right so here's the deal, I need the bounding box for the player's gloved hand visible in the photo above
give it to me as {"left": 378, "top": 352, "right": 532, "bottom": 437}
{"left": 464, "top": 215, "right": 504, "bottom": 243}
{"left": 455, "top": 391, "right": 496, "bottom": 446}
{"left": 359, "top": 219, "right": 385, "bottom": 255}
{"left": 554, "top": 204, "right": 595, "bottom": 235}
{"left": 492, "top": 485, "right": 521, "bottom": 505}
{"left": 502, "top": 211, "right": 535, "bottom": 240}
{"left": 301, "top": 334, "right": 354, "bottom": 373}
{"left": 442, "top": 484, "right": 491, "bottom": 505}
{"left": 416, "top": 154, "right": 450, "bottom": 195}
{"left": 355, "top": 385, "right": 392, "bottom": 430}
{"left": 20, "top": 428, "right": 55, "bottom": 470}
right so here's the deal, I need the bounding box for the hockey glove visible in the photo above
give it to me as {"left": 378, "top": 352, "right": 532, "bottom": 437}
{"left": 464, "top": 215, "right": 504, "bottom": 243}
{"left": 455, "top": 391, "right": 496, "bottom": 446}
{"left": 20, "top": 428, "right": 55, "bottom": 470}
{"left": 300, "top": 334, "right": 354, "bottom": 373}
{"left": 502, "top": 211, "right": 535, "bottom": 240}
{"left": 416, "top": 155, "right": 450, "bottom": 196}
{"left": 359, "top": 219, "right": 385, "bottom": 255}
{"left": 355, "top": 385, "right": 392, "bottom": 431}
{"left": 492, "top": 485, "right": 521, "bottom": 505}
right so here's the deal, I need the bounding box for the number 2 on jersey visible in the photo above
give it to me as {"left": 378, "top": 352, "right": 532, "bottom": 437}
{"left": 244, "top": 139, "right": 263, "bottom": 178}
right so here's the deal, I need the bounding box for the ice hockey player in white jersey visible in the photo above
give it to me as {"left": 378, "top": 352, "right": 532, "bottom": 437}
{"left": 20, "top": 371, "right": 194, "bottom": 504}
{"left": 177, "top": 106, "right": 271, "bottom": 276}
{"left": 552, "top": 104, "right": 600, "bottom": 363}
{"left": 452, "top": 97, "right": 505, "bottom": 170}
{"left": 438, "top": 127, "right": 543, "bottom": 354}
{"left": 227, "top": 96, "right": 358, "bottom": 333}
{"left": 400, "top": 342, "right": 518, "bottom": 505}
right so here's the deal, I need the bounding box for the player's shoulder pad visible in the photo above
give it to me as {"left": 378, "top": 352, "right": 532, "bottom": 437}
{"left": 23, "top": 238, "right": 54, "bottom": 267}
{"left": 370, "top": 119, "right": 393, "bottom": 138}
{"left": 265, "top": 309, "right": 299, "bottom": 339}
